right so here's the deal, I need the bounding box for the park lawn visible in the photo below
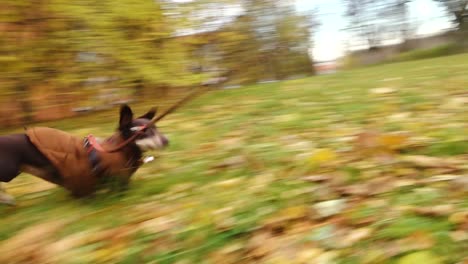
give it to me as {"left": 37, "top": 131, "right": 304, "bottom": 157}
{"left": 0, "top": 54, "right": 467, "bottom": 264}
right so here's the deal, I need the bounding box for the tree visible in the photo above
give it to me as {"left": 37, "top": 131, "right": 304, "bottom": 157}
{"left": 383, "top": 0, "right": 412, "bottom": 40}
{"left": 274, "top": 9, "right": 316, "bottom": 77}
{"left": 344, "top": 0, "right": 421, "bottom": 50}
{"left": 239, "top": 0, "right": 315, "bottom": 80}
{"left": 175, "top": 0, "right": 316, "bottom": 84}
{"left": 433, "top": 0, "right": 467, "bottom": 31}
{"left": 344, "top": 0, "right": 383, "bottom": 49}
{"left": 0, "top": 0, "right": 66, "bottom": 123}
{"left": 1, "top": 0, "right": 198, "bottom": 123}
{"left": 0, "top": 0, "right": 318, "bottom": 124}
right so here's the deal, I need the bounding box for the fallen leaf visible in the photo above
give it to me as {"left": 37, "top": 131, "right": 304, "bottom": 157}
{"left": 441, "top": 96, "right": 468, "bottom": 109}
{"left": 400, "top": 155, "right": 457, "bottom": 169}
{"left": 281, "top": 206, "right": 310, "bottom": 221}
{"left": 393, "top": 179, "right": 418, "bottom": 188}
{"left": 312, "top": 199, "right": 347, "bottom": 219}
{"left": 377, "top": 133, "right": 409, "bottom": 151}
{"left": 453, "top": 176, "right": 468, "bottom": 191}
{"left": 423, "top": 174, "right": 460, "bottom": 183}
{"left": 341, "top": 228, "right": 373, "bottom": 247}
{"left": 309, "top": 149, "right": 337, "bottom": 165}
{"left": 0, "top": 191, "right": 15, "bottom": 206}
{"left": 209, "top": 242, "right": 245, "bottom": 264}
{"left": 354, "top": 131, "right": 380, "bottom": 149}
{"left": 367, "top": 176, "right": 395, "bottom": 195}
{"left": 315, "top": 250, "right": 339, "bottom": 264}
{"left": 168, "top": 183, "right": 196, "bottom": 193}
{"left": 212, "top": 156, "right": 247, "bottom": 169}
{"left": 296, "top": 248, "right": 325, "bottom": 263}
{"left": 412, "top": 204, "right": 455, "bottom": 217}
{"left": 448, "top": 211, "right": 468, "bottom": 225}
{"left": 361, "top": 249, "right": 388, "bottom": 264}
{"left": 388, "top": 112, "right": 411, "bottom": 121}
{"left": 214, "top": 178, "right": 244, "bottom": 188}
{"left": 287, "top": 141, "right": 314, "bottom": 151}
{"left": 301, "top": 174, "right": 332, "bottom": 183}
{"left": 307, "top": 224, "right": 339, "bottom": 248}
{"left": 381, "top": 77, "right": 403, "bottom": 82}
{"left": 450, "top": 230, "right": 468, "bottom": 242}
{"left": 274, "top": 114, "right": 300, "bottom": 123}
{"left": 0, "top": 220, "right": 66, "bottom": 263}
{"left": 338, "top": 184, "right": 369, "bottom": 197}
{"left": 397, "top": 251, "right": 442, "bottom": 264}
{"left": 370, "top": 87, "right": 397, "bottom": 94}
{"left": 353, "top": 131, "right": 410, "bottom": 156}
{"left": 262, "top": 206, "right": 309, "bottom": 232}
{"left": 139, "top": 216, "right": 178, "bottom": 233}
{"left": 219, "top": 137, "right": 244, "bottom": 150}
{"left": 398, "top": 232, "right": 435, "bottom": 251}
{"left": 248, "top": 173, "right": 276, "bottom": 193}
{"left": 247, "top": 232, "right": 276, "bottom": 258}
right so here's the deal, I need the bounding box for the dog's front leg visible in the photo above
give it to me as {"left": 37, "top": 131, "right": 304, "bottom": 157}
{"left": 0, "top": 184, "right": 16, "bottom": 206}
{"left": 106, "top": 175, "right": 131, "bottom": 195}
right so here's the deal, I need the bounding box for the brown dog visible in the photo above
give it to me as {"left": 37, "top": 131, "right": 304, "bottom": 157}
{"left": 0, "top": 105, "right": 168, "bottom": 205}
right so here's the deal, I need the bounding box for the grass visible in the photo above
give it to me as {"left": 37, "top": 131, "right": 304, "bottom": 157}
{"left": 393, "top": 43, "right": 463, "bottom": 63}
{"left": 0, "top": 53, "right": 467, "bottom": 263}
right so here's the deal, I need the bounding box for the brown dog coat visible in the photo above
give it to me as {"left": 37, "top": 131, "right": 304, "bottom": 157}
{"left": 26, "top": 127, "right": 141, "bottom": 197}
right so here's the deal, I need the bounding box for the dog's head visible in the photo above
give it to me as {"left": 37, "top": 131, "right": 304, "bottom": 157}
{"left": 119, "top": 105, "right": 169, "bottom": 151}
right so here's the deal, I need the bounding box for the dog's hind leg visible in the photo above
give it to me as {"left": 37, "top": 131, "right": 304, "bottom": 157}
{"left": 0, "top": 155, "right": 21, "bottom": 206}
{"left": 0, "top": 164, "right": 18, "bottom": 206}
{"left": 0, "top": 184, "right": 15, "bottom": 206}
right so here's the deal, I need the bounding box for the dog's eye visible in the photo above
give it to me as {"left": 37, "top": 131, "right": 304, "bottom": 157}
{"left": 130, "top": 126, "right": 144, "bottom": 132}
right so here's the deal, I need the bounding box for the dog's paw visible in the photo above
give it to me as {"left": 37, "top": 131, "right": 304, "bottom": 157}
{"left": 0, "top": 192, "right": 16, "bottom": 206}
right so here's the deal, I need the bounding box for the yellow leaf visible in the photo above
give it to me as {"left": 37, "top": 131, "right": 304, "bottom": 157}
{"left": 448, "top": 211, "right": 468, "bottom": 224}
{"left": 309, "top": 148, "right": 337, "bottom": 165}
{"left": 280, "top": 205, "right": 309, "bottom": 220}
{"left": 377, "top": 133, "right": 408, "bottom": 150}
{"left": 398, "top": 251, "right": 442, "bottom": 264}
{"left": 297, "top": 248, "right": 324, "bottom": 263}
{"left": 275, "top": 114, "right": 299, "bottom": 123}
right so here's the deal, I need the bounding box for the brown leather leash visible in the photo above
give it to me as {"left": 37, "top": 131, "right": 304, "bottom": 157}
{"left": 149, "top": 87, "right": 207, "bottom": 124}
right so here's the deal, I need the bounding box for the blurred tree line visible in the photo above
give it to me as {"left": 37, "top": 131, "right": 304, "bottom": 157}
{"left": 344, "top": 0, "right": 467, "bottom": 50}
{"left": 0, "top": 0, "right": 315, "bottom": 125}
{"left": 435, "top": 0, "right": 467, "bottom": 31}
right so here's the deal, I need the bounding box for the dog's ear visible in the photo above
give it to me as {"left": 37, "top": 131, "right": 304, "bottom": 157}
{"left": 119, "top": 104, "right": 134, "bottom": 129}
{"left": 138, "top": 107, "right": 157, "bottom": 120}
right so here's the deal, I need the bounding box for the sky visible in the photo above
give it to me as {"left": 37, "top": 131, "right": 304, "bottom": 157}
{"left": 295, "top": 0, "right": 454, "bottom": 61}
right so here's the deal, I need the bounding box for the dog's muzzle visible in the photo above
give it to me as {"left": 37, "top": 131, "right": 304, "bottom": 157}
{"left": 135, "top": 134, "right": 169, "bottom": 151}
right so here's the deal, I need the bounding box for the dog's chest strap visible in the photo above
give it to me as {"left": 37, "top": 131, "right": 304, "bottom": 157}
{"left": 84, "top": 136, "right": 103, "bottom": 175}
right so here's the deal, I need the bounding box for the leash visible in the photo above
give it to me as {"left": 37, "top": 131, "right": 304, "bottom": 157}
{"left": 149, "top": 87, "right": 207, "bottom": 124}
{"left": 86, "top": 130, "right": 145, "bottom": 153}
{"left": 86, "top": 88, "right": 207, "bottom": 153}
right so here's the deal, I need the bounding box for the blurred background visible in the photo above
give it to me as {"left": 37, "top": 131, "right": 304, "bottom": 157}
{"left": 0, "top": 0, "right": 466, "bottom": 126}
{"left": 1, "top": 1, "right": 468, "bottom": 264}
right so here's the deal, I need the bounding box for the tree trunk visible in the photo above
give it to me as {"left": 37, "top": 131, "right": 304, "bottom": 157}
{"left": 133, "top": 79, "right": 144, "bottom": 98}
{"left": 17, "top": 83, "right": 34, "bottom": 125}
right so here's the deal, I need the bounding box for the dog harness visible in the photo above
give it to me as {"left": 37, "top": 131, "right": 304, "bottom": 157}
{"left": 83, "top": 135, "right": 102, "bottom": 175}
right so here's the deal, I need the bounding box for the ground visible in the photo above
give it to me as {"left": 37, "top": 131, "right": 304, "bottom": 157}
{"left": 0, "top": 54, "right": 467, "bottom": 264}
